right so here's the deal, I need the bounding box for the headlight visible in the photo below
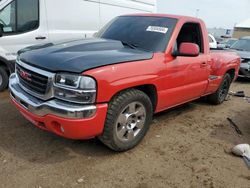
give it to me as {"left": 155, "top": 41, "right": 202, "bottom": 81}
{"left": 54, "top": 73, "right": 96, "bottom": 104}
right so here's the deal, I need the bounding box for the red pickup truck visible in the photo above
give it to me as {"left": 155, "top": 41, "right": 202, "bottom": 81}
{"left": 9, "top": 14, "right": 240, "bottom": 151}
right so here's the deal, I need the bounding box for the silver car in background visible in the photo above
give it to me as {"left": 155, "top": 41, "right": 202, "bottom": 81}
{"left": 230, "top": 37, "right": 250, "bottom": 78}
{"left": 218, "top": 38, "right": 238, "bottom": 49}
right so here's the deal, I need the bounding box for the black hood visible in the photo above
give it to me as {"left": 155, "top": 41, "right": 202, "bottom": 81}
{"left": 19, "top": 38, "right": 153, "bottom": 73}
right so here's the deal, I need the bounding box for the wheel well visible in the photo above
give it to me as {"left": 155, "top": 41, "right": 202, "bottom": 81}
{"left": 134, "top": 84, "right": 158, "bottom": 112}
{"left": 110, "top": 84, "right": 158, "bottom": 112}
{"left": 226, "top": 69, "right": 235, "bottom": 82}
{"left": 0, "top": 60, "right": 10, "bottom": 76}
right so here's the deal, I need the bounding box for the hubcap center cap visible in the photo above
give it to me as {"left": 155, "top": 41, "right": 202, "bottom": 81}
{"left": 126, "top": 114, "right": 137, "bottom": 129}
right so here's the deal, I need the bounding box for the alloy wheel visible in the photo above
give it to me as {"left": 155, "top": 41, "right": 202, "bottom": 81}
{"left": 115, "top": 102, "right": 146, "bottom": 142}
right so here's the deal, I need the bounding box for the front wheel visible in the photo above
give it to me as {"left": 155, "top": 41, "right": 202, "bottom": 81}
{"left": 208, "top": 73, "right": 231, "bottom": 105}
{"left": 99, "top": 89, "right": 153, "bottom": 151}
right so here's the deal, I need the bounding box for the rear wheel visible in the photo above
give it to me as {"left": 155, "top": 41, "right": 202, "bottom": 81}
{"left": 99, "top": 89, "right": 153, "bottom": 151}
{"left": 208, "top": 73, "right": 231, "bottom": 105}
{"left": 0, "top": 66, "right": 8, "bottom": 92}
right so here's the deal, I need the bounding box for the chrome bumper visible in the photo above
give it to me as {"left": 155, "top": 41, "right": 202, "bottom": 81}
{"left": 9, "top": 74, "right": 96, "bottom": 119}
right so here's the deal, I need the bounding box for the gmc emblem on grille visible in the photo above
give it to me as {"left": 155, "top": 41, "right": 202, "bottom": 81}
{"left": 20, "top": 70, "right": 31, "bottom": 81}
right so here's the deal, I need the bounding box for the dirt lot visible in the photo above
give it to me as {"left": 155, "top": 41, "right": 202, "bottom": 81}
{"left": 0, "top": 80, "right": 250, "bottom": 188}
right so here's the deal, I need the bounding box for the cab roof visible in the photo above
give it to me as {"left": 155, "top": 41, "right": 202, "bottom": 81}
{"left": 124, "top": 13, "right": 202, "bottom": 22}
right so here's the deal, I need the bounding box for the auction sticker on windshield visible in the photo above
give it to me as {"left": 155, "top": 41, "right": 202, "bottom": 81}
{"left": 146, "top": 26, "right": 168, "bottom": 34}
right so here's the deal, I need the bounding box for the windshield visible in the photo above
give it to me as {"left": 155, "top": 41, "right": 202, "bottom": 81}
{"left": 226, "top": 39, "right": 237, "bottom": 46}
{"left": 96, "top": 16, "right": 177, "bottom": 52}
{"left": 231, "top": 39, "right": 250, "bottom": 51}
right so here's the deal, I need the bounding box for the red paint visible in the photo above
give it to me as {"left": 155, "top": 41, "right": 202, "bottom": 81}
{"left": 12, "top": 14, "right": 240, "bottom": 139}
{"left": 85, "top": 15, "right": 240, "bottom": 113}
{"left": 12, "top": 99, "right": 108, "bottom": 139}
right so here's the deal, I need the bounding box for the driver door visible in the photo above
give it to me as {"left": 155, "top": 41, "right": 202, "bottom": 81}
{"left": 0, "top": 0, "right": 48, "bottom": 61}
{"left": 159, "top": 22, "right": 209, "bottom": 109}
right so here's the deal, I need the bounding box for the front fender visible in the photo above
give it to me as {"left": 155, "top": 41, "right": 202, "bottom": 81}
{"left": 101, "top": 74, "right": 159, "bottom": 102}
{"left": 83, "top": 55, "right": 163, "bottom": 103}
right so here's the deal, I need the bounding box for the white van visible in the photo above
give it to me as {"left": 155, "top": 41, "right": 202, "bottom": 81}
{"left": 0, "top": 0, "right": 156, "bottom": 91}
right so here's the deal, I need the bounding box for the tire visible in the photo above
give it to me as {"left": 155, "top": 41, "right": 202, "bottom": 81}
{"left": 99, "top": 89, "right": 153, "bottom": 151}
{"left": 0, "top": 66, "right": 8, "bottom": 92}
{"left": 208, "top": 73, "right": 231, "bottom": 105}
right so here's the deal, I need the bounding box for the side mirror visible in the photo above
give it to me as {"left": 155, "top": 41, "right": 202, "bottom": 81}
{"left": 0, "top": 24, "right": 3, "bottom": 37}
{"left": 173, "top": 42, "right": 200, "bottom": 57}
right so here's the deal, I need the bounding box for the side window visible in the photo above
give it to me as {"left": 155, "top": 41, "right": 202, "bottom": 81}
{"left": 17, "top": 0, "right": 39, "bottom": 32}
{"left": 0, "top": 0, "right": 39, "bottom": 34}
{"left": 176, "top": 23, "right": 204, "bottom": 53}
{"left": 0, "top": 1, "right": 16, "bottom": 33}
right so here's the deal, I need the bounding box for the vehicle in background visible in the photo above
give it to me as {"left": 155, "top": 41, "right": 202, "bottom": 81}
{"left": 209, "top": 34, "right": 217, "bottom": 49}
{"left": 218, "top": 38, "right": 238, "bottom": 49}
{"left": 0, "top": 0, "right": 156, "bottom": 91}
{"left": 9, "top": 14, "right": 240, "bottom": 151}
{"left": 230, "top": 36, "right": 250, "bottom": 78}
{"left": 215, "top": 37, "right": 224, "bottom": 44}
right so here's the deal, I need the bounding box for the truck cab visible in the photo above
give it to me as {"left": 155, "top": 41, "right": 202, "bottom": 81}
{"left": 0, "top": 0, "right": 156, "bottom": 91}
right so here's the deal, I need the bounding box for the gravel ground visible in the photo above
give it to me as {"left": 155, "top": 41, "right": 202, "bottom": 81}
{"left": 0, "top": 80, "right": 250, "bottom": 188}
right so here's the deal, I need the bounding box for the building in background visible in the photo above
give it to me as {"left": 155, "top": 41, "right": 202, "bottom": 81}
{"left": 207, "top": 28, "right": 233, "bottom": 39}
{"left": 233, "top": 18, "right": 250, "bottom": 38}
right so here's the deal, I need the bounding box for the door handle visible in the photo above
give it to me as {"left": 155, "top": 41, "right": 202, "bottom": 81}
{"left": 200, "top": 62, "right": 207, "bottom": 67}
{"left": 35, "top": 36, "right": 46, "bottom": 40}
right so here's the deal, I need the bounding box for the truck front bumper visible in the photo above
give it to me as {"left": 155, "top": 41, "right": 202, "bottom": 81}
{"left": 9, "top": 74, "right": 108, "bottom": 139}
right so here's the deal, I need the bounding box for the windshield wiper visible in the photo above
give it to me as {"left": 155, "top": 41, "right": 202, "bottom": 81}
{"left": 121, "top": 41, "right": 152, "bottom": 52}
{"left": 121, "top": 41, "right": 139, "bottom": 50}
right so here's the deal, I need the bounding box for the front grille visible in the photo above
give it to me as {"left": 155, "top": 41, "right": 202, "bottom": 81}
{"left": 16, "top": 64, "right": 49, "bottom": 95}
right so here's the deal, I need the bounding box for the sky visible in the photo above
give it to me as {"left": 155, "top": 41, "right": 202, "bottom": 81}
{"left": 157, "top": 0, "right": 250, "bottom": 29}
